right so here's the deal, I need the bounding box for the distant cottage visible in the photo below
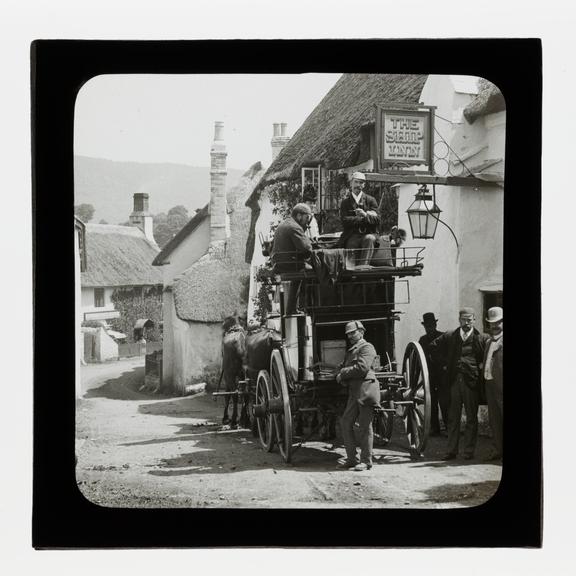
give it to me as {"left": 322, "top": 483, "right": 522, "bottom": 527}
{"left": 80, "top": 197, "right": 163, "bottom": 361}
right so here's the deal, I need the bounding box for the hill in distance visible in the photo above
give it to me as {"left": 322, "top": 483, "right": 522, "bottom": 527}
{"left": 74, "top": 156, "right": 247, "bottom": 224}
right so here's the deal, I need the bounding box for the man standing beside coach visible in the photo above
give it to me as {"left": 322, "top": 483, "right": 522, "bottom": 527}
{"left": 430, "top": 307, "right": 488, "bottom": 461}
{"left": 483, "top": 306, "right": 503, "bottom": 462}
{"left": 418, "top": 312, "right": 446, "bottom": 436}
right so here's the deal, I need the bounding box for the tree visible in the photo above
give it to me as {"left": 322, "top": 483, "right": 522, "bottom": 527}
{"left": 74, "top": 203, "right": 95, "bottom": 222}
{"left": 153, "top": 205, "right": 191, "bottom": 248}
{"left": 99, "top": 219, "right": 108, "bottom": 224}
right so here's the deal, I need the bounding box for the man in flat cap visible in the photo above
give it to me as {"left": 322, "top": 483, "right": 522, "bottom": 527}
{"left": 430, "top": 308, "right": 488, "bottom": 460}
{"left": 418, "top": 312, "right": 446, "bottom": 436}
{"left": 337, "top": 172, "right": 381, "bottom": 267}
{"left": 271, "top": 203, "right": 314, "bottom": 315}
{"left": 483, "top": 306, "right": 503, "bottom": 462}
{"left": 336, "top": 320, "right": 381, "bottom": 471}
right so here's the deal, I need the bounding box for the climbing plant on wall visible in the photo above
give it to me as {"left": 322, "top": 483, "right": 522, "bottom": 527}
{"left": 110, "top": 286, "right": 163, "bottom": 342}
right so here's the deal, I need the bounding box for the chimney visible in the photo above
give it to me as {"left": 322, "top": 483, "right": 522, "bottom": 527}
{"left": 210, "top": 120, "right": 228, "bottom": 244}
{"left": 129, "top": 193, "right": 156, "bottom": 245}
{"left": 271, "top": 122, "right": 290, "bottom": 161}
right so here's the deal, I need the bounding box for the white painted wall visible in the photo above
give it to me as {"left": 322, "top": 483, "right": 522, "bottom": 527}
{"left": 172, "top": 317, "right": 221, "bottom": 391}
{"left": 160, "top": 218, "right": 211, "bottom": 286}
{"left": 395, "top": 182, "right": 461, "bottom": 359}
{"left": 80, "top": 286, "right": 116, "bottom": 318}
{"left": 97, "top": 327, "right": 119, "bottom": 361}
{"left": 395, "top": 76, "right": 504, "bottom": 359}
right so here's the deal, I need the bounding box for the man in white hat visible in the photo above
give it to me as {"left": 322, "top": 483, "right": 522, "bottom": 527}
{"left": 483, "top": 306, "right": 503, "bottom": 462}
{"left": 336, "top": 320, "right": 381, "bottom": 471}
{"left": 337, "top": 172, "right": 380, "bottom": 267}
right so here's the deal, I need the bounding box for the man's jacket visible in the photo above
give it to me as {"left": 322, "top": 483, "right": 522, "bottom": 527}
{"left": 483, "top": 334, "right": 503, "bottom": 388}
{"left": 337, "top": 192, "right": 380, "bottom": 248}
{"left": 271, "top": 216, "right": 313, "bottom": 271}
{"left": 429, "top": 327, "right": 488, "bottom": 389}
{"left": 339, "top": 338, "right": 380, "bottom": 406}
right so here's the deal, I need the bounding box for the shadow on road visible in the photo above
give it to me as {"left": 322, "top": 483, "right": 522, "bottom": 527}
{"left": 84, "top": 366, "right": 182, "bottom": 402}
{"left": 420, "top": 480, "right": 501, "bottom": 506}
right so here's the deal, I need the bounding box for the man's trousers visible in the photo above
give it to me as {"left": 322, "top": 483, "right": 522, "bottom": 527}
{"left": 340, "top": 394, "right": 374, "bottom": 465}
{"left": 446, "top": 373, "right": 480, "bottom": 457}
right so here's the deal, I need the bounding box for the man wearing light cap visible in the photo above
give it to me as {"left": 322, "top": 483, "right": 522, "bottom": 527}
{"left": 271, "top": 203, "right": 314, "bottom": 314}
{"left": 483, "top": 306, "right": 503, "bottom": 461}
{"left": 337, "top": 172, "right": 381, "bottom": 267}
{"left": 430, "top": 307, "right": 488, "bottom": 461}
{"left": 336, "top": 320, "right": 381, "bottom": 471}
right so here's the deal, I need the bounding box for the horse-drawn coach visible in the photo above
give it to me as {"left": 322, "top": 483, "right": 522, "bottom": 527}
{"left": 215, "top": 233, "right": 432, "bottom": 464}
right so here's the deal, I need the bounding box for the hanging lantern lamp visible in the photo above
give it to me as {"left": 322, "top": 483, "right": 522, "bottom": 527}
{"left": 406, "top": 184, "right": 442, "bottom": 239}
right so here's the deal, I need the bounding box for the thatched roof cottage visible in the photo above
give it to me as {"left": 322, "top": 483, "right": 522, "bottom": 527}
{"left": 153, "top": 122, "right": 265, "bottom": 394}
{"left": 81, "top": 219, "right": 162, "bottom": 326}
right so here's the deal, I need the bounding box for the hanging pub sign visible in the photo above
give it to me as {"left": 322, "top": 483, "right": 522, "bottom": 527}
{"left": 374, "top": 104, "right": 435, "bottom": 174}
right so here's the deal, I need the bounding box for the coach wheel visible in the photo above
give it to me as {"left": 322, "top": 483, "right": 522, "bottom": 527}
{"left": 270, "top": 350, "right": 293, "bottom": 463}
{"left": 401, "top": 341, "right": 431, "bottom": 456}
{"left": 255, "top": 370, "right": 275, "bottom": 452}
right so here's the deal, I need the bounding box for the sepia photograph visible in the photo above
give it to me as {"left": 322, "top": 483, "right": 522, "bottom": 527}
{"left": 31, "top": 39, "right": 541, "bottom": 549}
{"left": 73, "top": 71, "right": 505, "bottom": 509}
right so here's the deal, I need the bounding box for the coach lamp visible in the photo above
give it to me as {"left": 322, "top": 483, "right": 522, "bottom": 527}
{"left": 406, "top": 184, "right": 442, "bottom": 239}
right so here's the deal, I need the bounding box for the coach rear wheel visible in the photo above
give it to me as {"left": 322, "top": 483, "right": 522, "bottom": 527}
{"left": 254, "top": 370, "right": 275, "bottom": 452}
{"left": 401, "top": 342, "right": 431, "bottom": 457}
{"left": 270, "top": 350, "right": 293, "bottom": 463}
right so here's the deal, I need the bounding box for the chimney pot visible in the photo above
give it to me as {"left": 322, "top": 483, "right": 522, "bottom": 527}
{"left": 273, "top": 123, "right": 280, "bottom": 137}
{"left": 280, "top": 123, "right": 287, "bottom": 137}
{"left": 214, "top": 121, "right": 224, "bottom": 141}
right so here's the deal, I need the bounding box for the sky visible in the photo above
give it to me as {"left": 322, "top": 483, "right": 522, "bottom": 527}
{"left": 74, "top": 73, "right": 341, "bottom": 170}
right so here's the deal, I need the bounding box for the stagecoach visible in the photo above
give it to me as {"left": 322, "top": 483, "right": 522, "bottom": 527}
{"left": 217, "top": 237, "right": 432, "bottom": 464}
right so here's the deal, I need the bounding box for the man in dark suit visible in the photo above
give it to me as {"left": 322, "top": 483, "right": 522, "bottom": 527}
{"left": 430, "top": 307, "right": 488, "bottom": 460}
{"left": 337, "top": 172, "right": 380, "bottom": 267}
{"left": 271, "top": 203, "right": 313, "bottom": 315}
{"left": 483, "top": 306, "right": 503, "bottom": 462}
{"left": 418, "top": 312, "right": 446, "bottom": 436}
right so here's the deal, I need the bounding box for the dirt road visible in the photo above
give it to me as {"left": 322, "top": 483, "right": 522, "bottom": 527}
{"left": 76, "top": 358, "right": 502, "bottom": 508}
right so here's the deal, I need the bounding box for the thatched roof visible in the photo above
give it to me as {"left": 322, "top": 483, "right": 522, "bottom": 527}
{"left": 173, "top": 163, "right": 265, "bottom": 322}
{"left": 463, "top": 78, "right": 506, "bottom": 123}
{"left": 152, "top": 204, "right": 209, "bottom": 266}
{"left": 81, "top": 224, "right": 162, "bottom": 287}
{"left": 252, "top": 73, "right": 428, "bottom": 193}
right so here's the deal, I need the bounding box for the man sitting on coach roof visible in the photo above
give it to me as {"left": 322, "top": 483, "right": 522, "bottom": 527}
{"left": 271, "top": 203, "right": 314, "bottom": 315}
{"left": 337, "top": 171, "right": 381, "bottom": 267}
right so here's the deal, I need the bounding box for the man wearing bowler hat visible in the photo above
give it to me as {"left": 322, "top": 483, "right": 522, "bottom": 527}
{"left": 336, "top": 320, "right": 380, "bottom": 471}
{"left": 483, "top": 306, "right": 503, "bottom": 462}
{"left": 418, "top": 312, "right": 446, "bottom": 436}
{"left": 430, "top": 308, "right": 488, "bottom": 460}
{"left": 337, "top": 172, "right": 380, "bottom": 267}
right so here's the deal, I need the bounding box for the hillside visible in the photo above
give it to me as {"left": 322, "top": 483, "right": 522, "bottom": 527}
{"left": 74, "top": 156, "right": 246, "bottom": 224}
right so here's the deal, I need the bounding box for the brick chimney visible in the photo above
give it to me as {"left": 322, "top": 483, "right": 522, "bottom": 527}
{"left": 129, "top": 193, "right": 156, "bottom": 245}
{"left": 271, "top": 122, "right": 290, "bottom": 161}
{"left": 210, "top": 121, "right": 228, "bottom": 244}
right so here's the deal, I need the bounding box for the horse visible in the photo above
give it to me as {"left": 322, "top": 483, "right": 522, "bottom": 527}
{"left": 220, "top": 315, "right": 249, "bottom": 429}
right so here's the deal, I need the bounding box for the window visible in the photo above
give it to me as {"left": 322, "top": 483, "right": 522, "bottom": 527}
{"left": 94, "top": 288, "right": 105, "bottom": 308}
{"left": 302, "top": 166, "right": 322, "bottom": 202}
{"left": 482, "top": 290, "right": 503, "bottom": 332}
